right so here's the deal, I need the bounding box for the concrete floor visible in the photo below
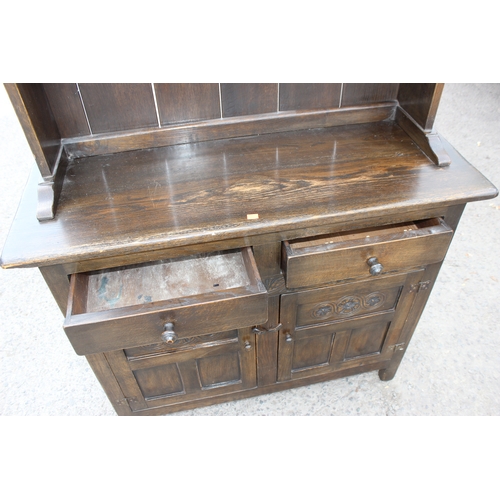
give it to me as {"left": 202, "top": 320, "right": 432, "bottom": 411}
{"left": 0, "top": 84, "right": 499, "bottom": 416}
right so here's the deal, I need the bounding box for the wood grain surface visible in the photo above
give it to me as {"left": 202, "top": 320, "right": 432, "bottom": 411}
{"left": 154, "top": 84, "right": 220, "bottom": 125}
{"left": 279, "top": 84, "right": 342, "bottom": 110}
{"left": 1, "top": 122, "right": 497, "bottom": 270}
{"left": 4, "top": 83, "right": 61, "bottom": 178}
{"left": 398, "top": 83, "right": 444, "bottom": 131}
{"left": 342, "top": 83, "right": 399, "bottom": 106}
{"left": 78, "top": 84, "right": 158, "bottom": 133}
{"left": 221, "top": 83, "right": 277, "bottom": 117}
{"left": 43, "top": 83, "right": 90, "bottom": 137}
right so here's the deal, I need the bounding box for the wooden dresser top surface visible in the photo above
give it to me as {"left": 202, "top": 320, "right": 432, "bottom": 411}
{"left": 1, "top": 121, "right": 497, "bottom": 269}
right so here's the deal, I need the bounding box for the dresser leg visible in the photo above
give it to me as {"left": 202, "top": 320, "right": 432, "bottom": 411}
{"left": 378, "top": 366, "right": 399, "bottom": 381}
{"left": 379, "top": 345, "right": 408, "bottom": 380}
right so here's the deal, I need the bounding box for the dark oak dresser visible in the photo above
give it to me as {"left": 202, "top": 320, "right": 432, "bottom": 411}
{"left": 1, "top": 83, "right": 497, "bottom": 416}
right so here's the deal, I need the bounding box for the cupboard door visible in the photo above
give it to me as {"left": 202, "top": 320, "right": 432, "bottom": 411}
{"left": 106, "top": 329, "right": 257, "bottom": 412}
{"left": 277, "top": 270, "right": 424, "bottom": 382}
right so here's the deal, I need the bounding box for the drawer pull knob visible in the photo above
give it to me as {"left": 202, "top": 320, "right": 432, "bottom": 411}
{"left": 285, "top": 333, "right": 293, "bottom": 343}
{"left": 367, "top": 257, "right": 384, "bottom": 276}
{"left": 161, "top": 323, "right": 177, "bottom": 344}
{"left": 244, "top": 341, "right": 252, "bottom": 350}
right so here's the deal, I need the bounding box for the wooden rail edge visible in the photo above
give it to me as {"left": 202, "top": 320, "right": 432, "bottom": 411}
{"left": 62, "top": 103, "right": 397, "bottom": 159}
{"left": 395, "top": 106, "right": 451, "bottom": 167}
{"left": 36, "top": 147, "right": 68, "bottom": 221}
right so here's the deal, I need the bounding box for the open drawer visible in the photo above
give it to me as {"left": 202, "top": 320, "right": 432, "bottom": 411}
{"left": 282, "top": 218, "right": 454, "bottom": 289}
{"left": 64, "top": 247, "right": 268, "bottom": 355}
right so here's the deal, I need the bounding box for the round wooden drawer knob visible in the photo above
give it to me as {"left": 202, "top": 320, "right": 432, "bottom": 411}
{"left": 367, "top": 257, "right": 384, "bottom": 276}
{"left": 161, "top": 322, "right": 177, "bottom": 343}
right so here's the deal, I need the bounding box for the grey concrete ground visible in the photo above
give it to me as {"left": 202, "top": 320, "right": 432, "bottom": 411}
{"left": 0, "top": 84, "right": 499, "bottom": 416}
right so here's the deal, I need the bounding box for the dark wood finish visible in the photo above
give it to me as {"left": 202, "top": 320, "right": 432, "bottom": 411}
{"left": 108, "top": 328, "right": 257, "bottom": 410}
{"left": 43, "top": 83, "right": 90, "bottom": 137}
{"left": 278, "top": 269, "right": 423, "bottom": 382}
{"left": 39, "top": 265, "right": 70, "bottom": 315}
{"left": 282, "top": 218, "right": 453, "bottom": 289}
{"left": 4, "top": 83, "right": 61, "bottom": 178}
{"left": 291, "top": 273, "right": 409, "bottom": 327}
{"left": 1, "top": 123, "right": 496, "bottom": 271}
{"left": 62, "top": 104, "right": 395, "bottom": 158}
{"left": 124, "top": 330, "right": 239, "bottom": 359}
{"left": 119, "top": 359, "right": 390, "bottom": 415}
{"left": 154, "top": 84, "right": 220, "bottom": 125}
{"left": 252, "top": 241, "right": 282, "bottom": 277}
{"left": 36, "top": 147, "right": 69, "bottom": 221}
{"left": 8, "top": 207, "right": 450, "bottom": 293}
{"left": 395, "top": 106, "right": 451, "bottom": 166}
{"left": 341, "top": 83, "right": 399, "bottom": 106}
{"left": 379, "top": 262, "right": 443, "bottom": 381}
{"left": 1, "top": 83, "right": 498, "bottom": 416}
{"left": 78, "top": 84, "right": 158, "bottom": 134}
{"left": 398, "top": 83, "right": 444, "bottom": 132}
{"left": 377, "top": 206, "right": 466, "bottom": 382}
{"left": 279, "top": 84, "right": 342, "bottom": 111}
{"left": 256, "top": 296, "right": 280, "bottom": 386}
{"left": 51, "top": 204, "right": 453, "bottom": 277}
{"left": 3, "top": 84, "right": 69, "bottom": 220}
{"left": 104, "top": 350, "right": 149, "bottom": 411}
{"left": 278, "top": 312, "right": 395, "bottom": 382}
{"left": 86, "top": 352, "right": 131, "bottom": 416}
{"left": 64, "top": 248, "right": 267, "bottom": 355}
{"left": 221, "top": 83, "right": 277, "bottom": 117}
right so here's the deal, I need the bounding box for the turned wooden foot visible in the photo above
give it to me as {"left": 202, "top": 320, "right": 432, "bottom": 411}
{"left": 378, "top": 367, "right": 397, "bottom": 381}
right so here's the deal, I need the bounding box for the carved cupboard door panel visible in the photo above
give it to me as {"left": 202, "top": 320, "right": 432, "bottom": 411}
{"left": 277, "top": 270, "right": 425, "bottom": 382}
{"left": 105, "top": 329, "right": 257, "bottom": 412}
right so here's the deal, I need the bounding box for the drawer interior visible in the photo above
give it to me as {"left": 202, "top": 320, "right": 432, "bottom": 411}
{"left": 75, "top": 251, "right": 251, "bottom": 313}
{"left": 71, "top": 249, "right": 259, "bottom": 315}
{"left": 64, "top": 247, "right": 268, "bottom": 355}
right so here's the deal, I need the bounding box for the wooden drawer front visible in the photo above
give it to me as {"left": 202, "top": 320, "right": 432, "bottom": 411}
{"left": 64, "top": 248, "right": 268, "bottom": 355}
{"left": 294, "top": 273, "right": 408, "bottom": 328}
{"left": 124, "top": 330, "right": 239, "bottom": 360}
{"left": 105, "top": 329, "right": 257, "bottom": 412}
{"left": 283, "top": 218, "right": 453, "bottom": 289}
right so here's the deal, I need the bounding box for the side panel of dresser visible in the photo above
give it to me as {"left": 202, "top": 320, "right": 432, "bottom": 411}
{"left": 378, "top": 205, "right": 465, "bottom": 380}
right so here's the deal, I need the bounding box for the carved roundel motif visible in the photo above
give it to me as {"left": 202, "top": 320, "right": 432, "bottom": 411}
{"left": 312, "top": 303, "right": 335, "bottom": 318}
{"left": 337, "top": 296, "right": 362, "bottom": 315}
{"left": 364, "top": 292, "right": 385, "bottom": 308}
{"left": 311, "top": 291, "right": 387, "bottom": 320}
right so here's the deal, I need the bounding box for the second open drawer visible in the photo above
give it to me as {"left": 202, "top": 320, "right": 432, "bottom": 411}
{"left": 282, "top": 218, "right": 454, "bottom": 289}
{"left": 64, "top": 247, "right": 268, "bottom": 355}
